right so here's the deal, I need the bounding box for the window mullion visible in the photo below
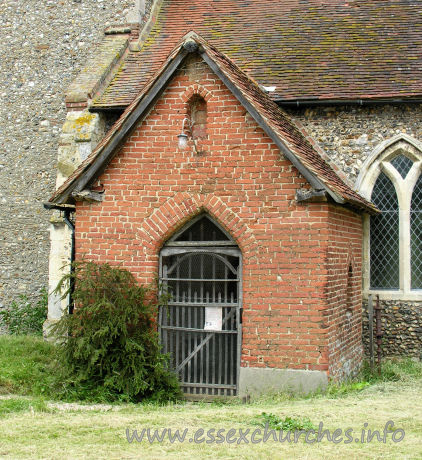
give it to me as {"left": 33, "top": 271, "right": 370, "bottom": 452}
{"left": 382, "top": 162, "right": 407, "bottom": 291}
{"left": 397, "top": 169, "right": 420, "bottom": 293}
{"left": 400, "top": 206, "right": 411, "bottom": 293}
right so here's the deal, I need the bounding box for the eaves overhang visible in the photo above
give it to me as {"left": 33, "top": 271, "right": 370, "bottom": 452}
{"left": 49, "top": 33, "right": 377, "bottom": 214}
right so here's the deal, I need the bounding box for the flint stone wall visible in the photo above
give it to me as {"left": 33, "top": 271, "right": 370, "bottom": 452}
{"left": 287, "top": 104, "right": 422, "bottom": 357}
{"left": 362, "top": 300, "right": 422, "bottom": 358}
{"left": 0, "top": 0, "right": 136, "bottom": 308}
{"left": 286, "top": 104, "right": 422, "bottom": 180}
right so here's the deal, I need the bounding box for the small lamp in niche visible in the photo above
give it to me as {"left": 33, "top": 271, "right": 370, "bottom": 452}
{"left": 177, "top": 117, "right": 191, "bottom": 150}
{"left": 177, "top": 117, "right": 200, "bottom": 154}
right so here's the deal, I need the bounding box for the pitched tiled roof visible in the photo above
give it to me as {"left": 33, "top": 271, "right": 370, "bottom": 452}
{"left": 51, "top": 34, "right": 377, "bottom": 213}
{"left": 92, "top": 0, "right": 422, "bottom": 108}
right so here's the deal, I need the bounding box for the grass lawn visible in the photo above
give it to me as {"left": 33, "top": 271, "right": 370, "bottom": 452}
{"left": 0, "top": 336, "right": 421, "bottom": 459}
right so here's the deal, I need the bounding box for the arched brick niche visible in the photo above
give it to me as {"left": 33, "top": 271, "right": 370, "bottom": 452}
{"left": 187, "top": 94, "right": 207, "bottom": 139}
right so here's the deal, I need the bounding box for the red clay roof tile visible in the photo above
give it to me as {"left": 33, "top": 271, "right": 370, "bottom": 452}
{"left": 92, "top": 0, "right": 422, "bottom": 108}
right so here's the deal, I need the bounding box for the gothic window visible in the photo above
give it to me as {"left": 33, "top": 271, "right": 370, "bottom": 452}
{"left": 370, "top": 172, "right": 400, "bottom": 289}
{"left": 356, "top": 136, "right": 422, "bottom": 298}
{"left": 411, "top": 175, "right": 422, "bottom": 289}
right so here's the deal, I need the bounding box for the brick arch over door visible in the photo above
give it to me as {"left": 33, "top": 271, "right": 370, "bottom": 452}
{"left": 135, "top": 192, "right": 259, "bottom": 284}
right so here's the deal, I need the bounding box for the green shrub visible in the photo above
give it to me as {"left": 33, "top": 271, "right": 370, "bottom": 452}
{"left": 360, "top": 357, "right": 422, "bottom": 383}
{"left": 52, "top": 261, "right": 181, "bottom": 403}
{"left": 0, "top": 289, "right": 47, "bottom": 335}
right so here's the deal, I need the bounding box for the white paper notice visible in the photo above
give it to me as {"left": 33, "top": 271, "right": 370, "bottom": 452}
{"left": 204, "top": 307, "right": 222, "bottom": 331}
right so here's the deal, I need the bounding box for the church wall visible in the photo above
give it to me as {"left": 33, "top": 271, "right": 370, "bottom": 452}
{"left": 0, "top": 0, "right": 136, "bottom": 309}
{"left": 325, "top": 205, "right": 363, "bottom": 380}
{"left": 288, "top": 104, "right": 422, "bottom": 182}
{"left": 73, "top": 57, "right": 364, "bottom": 384}
{"left": 288, "top": 104, "right": 422, "bottom": 358}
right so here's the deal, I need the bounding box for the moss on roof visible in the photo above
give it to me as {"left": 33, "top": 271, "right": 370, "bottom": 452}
{"left": 92, "top": 0, "right": 422, "bottom": 108}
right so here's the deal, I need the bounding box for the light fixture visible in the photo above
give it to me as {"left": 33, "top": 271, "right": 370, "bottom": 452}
{"left": 177, "top": 117, "right": 200, "bottom": 154}
{"left": 177, "top": 133, "right": 188, "bottom": 150}
{"left": 178, "top": 118, "right": 191, "bottom": 150}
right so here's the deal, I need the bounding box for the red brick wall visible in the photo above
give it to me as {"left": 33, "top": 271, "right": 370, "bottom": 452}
{"left": 325, "top": 205, "right": 363, "bottom": 380}
{"left": 74, "top": 56, "right": 363, "bottom": 379}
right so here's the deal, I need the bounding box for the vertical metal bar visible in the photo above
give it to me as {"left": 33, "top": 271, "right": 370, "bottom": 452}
{"left": 212, "top": 254, "right": 217, "bottom": 393}
{"left": 200, "top": 253, "right": 205, "bottom": 392}
{"left": 210, "top": 325, "right": 214, "bottom": 395}
{"left": 176, "top": 261, "right": 180, "bottom": 303}
{"left": 175, "top": 302, "right": 179, "bottom": 371}
{"left": 236, "top": 252, "right": 243, "bottom": 395}
{"left": 158, "top": 254, "right": 163, "bottom": 352}
{"left": 194, "top": 308, "right": 198, "bottom": 389}
{"left": 224, "top": 262, "right": 228, "bottom": 304}
{"left": 200, "top": 331, "right": 204, "bottom": 390}
{"left": 200, "top": 254, "right": 204, "bottom": 303}
{"left": 368, "top": 294, "right": 374, "bottom": 371}
{"left": 212, "top": 254, "right": 216, "bottom": 303}
{"left": 205, "top": 309, "right": 209, "bottom": 388}
{"left": 218, "top": 316, "right": 223, "bottom": 390}
{"left": 224, "top": 304, "right": 228, "bottom": 396}
{"left": 230, "top": 327, "right": 234, "bottom": 390}
{"left": 218, "top": 288, "right": 223, "bottom": 395}
{"left": 196, "top": 291, "right": 200, "bottom": 388}
{"left": 181, "top": 304, "right": 185, "bottom": 382}
{"left": 188, "top": 255, "right": 192, "bottom": 304}
{"left": 163, "top": 265, "right": 168, "bottom": 330}
{"left": 162, "top": 264, "right": 168, "bottom": 354}
{"left": 375, "top": 295, "right": 383, "bottom": 375}
{"left": 187, "top": 297, "right": 192, "bottom": 385}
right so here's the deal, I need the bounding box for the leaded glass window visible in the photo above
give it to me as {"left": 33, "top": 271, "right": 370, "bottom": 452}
{"left": 390, "top": 154, "right": 414, "bottom": 179}
{"left": 357, "top": 137, "right": 422, "bottom": 297}
{"left": 411, "top": 175, "right": 422, "bottom": 289}
{"left": 370, "top": 172, "right": 400, "bottom": 289}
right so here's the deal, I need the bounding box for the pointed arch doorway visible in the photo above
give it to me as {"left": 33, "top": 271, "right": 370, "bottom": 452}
{"left": 159, "top": 214, "right": 242, "bottom": 397}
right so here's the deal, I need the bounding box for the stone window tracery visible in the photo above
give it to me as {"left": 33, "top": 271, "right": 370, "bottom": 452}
{"left": 356, "top": 135, "right": 422, "bottom": 300}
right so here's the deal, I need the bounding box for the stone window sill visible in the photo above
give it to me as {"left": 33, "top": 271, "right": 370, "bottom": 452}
{"left": 363, "top": 290, "right": 422, "bottom": 302}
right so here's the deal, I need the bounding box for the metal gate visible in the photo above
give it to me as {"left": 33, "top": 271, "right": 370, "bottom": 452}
{"left": 159, "top": 214, "right": 242, "bottom": 397}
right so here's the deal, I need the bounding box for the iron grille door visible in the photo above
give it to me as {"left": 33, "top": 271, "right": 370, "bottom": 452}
{"left": 159, "top": 215, "right": 242, "bottom": 397}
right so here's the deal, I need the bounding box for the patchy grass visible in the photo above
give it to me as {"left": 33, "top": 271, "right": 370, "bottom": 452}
{"left": 325, "top": 358, "right": 422, "bottom": 398}
{"left": 0, "top": 335, "right": 178, "bottom": 403}
{"left": 0, "top": 336, "right": 421, "bottom": 458}
{"left": 0, "top": 335, "right": 57, "bottom": 397}
{"left": 0, "top": 378, "right": 421, "bottom": 459}
{"left": 253, "top": 412, "right": 315, "bottom": 431}
{"left": 0, "top": 396, "right": 49, "bottom": 417}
